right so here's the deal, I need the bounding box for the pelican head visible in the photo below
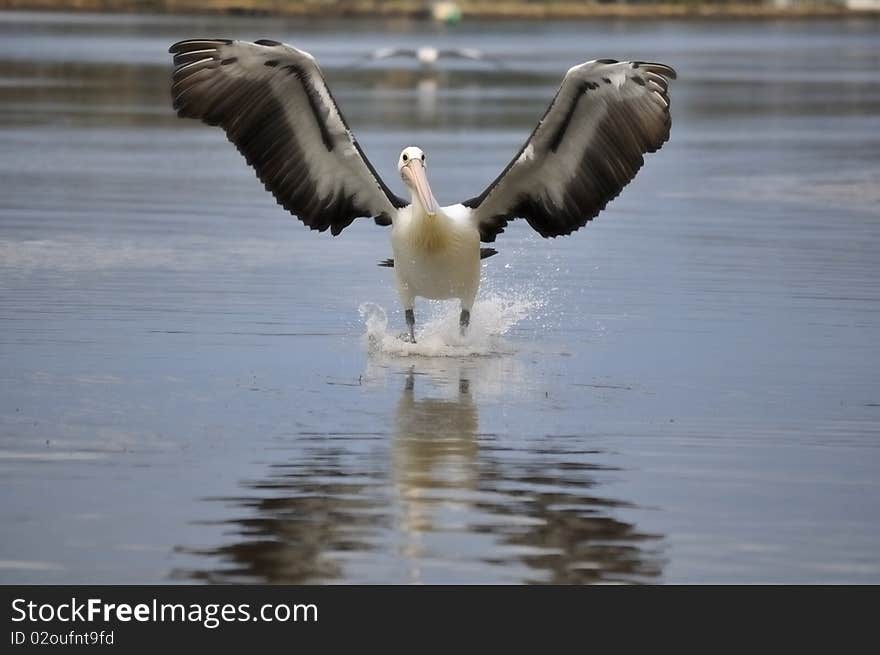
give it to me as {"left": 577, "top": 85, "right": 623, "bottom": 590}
{"left": 398, "top": 146, "right": 439, "bottom": 217}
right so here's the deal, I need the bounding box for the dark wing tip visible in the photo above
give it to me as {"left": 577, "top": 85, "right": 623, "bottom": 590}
{"left": 635, "top": 61, "right": 677, "bottom": 80}
{"left": 378, "top": 258, "right": 394, "bottom": 268}
{"left": 169, "top": 39, "right": 232, "bottom": 54}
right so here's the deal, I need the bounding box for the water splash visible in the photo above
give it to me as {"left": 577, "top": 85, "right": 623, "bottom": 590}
{"left": 359, "top": 290, "right": 542, "bottom": 358}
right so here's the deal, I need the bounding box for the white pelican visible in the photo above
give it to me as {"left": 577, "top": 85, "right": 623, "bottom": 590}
{"left": 361, "top": 46, "right": 503, "bottom": 69}
{"left": 169, "top": 39, "right": 676, "bottom": 343}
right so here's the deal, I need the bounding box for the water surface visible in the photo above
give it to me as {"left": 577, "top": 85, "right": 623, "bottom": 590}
{"left": 1, "top": 11, "right": 878, "bottom": 583}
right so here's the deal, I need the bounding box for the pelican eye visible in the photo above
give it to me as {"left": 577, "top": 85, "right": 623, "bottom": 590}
{"left": 421, "top": 154, "right": 425, "bottom": 161}
{"left": 402, "top": 154, "right": 408, "bottom": 162}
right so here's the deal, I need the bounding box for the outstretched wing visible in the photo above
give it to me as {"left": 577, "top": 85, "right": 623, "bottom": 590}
{"left": 170, "top": 39, "right": 405, "bottom": 235}
{"left": 462, "top": 59, "right": 676, "bottom": 242}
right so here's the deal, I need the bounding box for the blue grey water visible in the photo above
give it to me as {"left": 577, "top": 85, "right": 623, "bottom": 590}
{"left": 0, "top": 11, "right": 878, "bottom": 583}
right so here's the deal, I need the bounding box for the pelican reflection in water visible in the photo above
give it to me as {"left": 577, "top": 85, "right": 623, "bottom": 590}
{"left": 179, "top": 359, "right": 663, "bottom": 583}
{"left": 391, "top": 366, "right": 480, "bottom": 581}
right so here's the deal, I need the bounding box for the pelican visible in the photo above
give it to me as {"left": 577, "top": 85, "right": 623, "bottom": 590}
{"left": 360, "top": 46, "right": 503, "bottom": 69}
{"left": 169, "top": 39, "right": 676, "bottom": 343}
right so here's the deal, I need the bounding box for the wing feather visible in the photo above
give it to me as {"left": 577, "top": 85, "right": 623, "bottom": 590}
{"left": 463, "top": 59, "right": 676, "bottom": 242}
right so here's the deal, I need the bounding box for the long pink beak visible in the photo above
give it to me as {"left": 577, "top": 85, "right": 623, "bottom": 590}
{"left": 403, "top": 159, "right": 439, "bottom": 217}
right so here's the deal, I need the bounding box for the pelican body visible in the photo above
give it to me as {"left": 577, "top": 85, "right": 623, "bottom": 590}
{"left": 390, "top": 148, "right": 480, "bottom": 339}
{"left": 169, "top": 39, "right": 676, "bottom": 342}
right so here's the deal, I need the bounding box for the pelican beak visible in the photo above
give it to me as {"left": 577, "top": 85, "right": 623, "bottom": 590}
{"left": 403, "top": 159, "right": 439, "bottom": 217}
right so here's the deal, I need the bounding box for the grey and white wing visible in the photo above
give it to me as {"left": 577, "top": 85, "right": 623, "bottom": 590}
{"left": 461, "top": 59, "right": 676, "bottom": 242}
{"left": 170, "top": 39, "right": 406, "bottom": 235}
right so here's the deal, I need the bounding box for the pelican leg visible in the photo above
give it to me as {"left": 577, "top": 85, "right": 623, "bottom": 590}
{"left": 405, "top": 308, "right": 416, "bottom": 343}
{"left": 459, "top": 308, "right": 470, "bottom": 336}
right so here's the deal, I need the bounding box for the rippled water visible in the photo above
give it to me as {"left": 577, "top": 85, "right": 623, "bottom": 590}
{"left": 0, "top": 11, "right": 878, "bottom": 583}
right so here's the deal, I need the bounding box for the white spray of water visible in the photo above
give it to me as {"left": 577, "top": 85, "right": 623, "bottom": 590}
{"left": 359, "top": 290, "right": 543, "bottom": 358}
